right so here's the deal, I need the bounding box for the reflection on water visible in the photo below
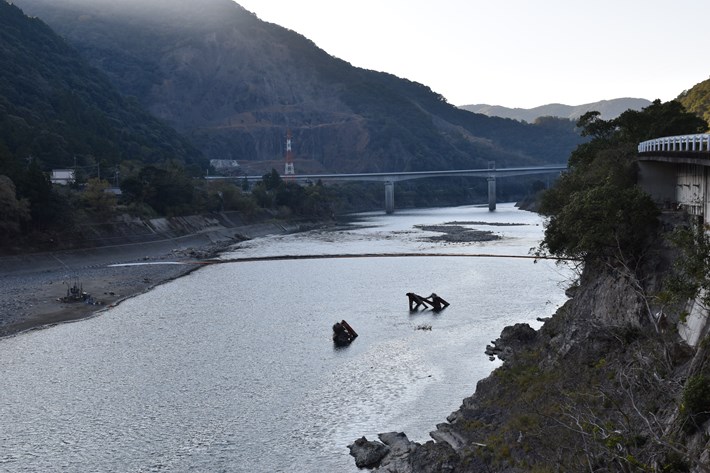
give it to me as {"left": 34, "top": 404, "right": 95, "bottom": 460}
{"left": 0, "top": 204, "right": 571, "bottom": 472}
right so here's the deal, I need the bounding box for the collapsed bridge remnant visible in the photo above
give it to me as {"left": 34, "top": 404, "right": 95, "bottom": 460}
{"left": 333, "top": 320, "right": 358, "bottom": 346}
{"left": 407, "top": 292, "right": 430, "bottom": 311}
{"left": 407, "top": 292, "right": 450, "bottom": 312}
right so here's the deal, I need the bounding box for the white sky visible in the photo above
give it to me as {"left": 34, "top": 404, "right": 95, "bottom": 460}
{"left": 235, "top": 0, "right": 710, "bottom": 108}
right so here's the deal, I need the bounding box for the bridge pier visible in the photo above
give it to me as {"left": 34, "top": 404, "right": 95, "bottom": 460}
{"left": 487, "top": 176, "right": 496, "bottom": 211}
{"left": 223, "top": 165, "right": 567, "bottom": 214}
{"left": 385, "top": 180, "right": 395, "bottom": 214}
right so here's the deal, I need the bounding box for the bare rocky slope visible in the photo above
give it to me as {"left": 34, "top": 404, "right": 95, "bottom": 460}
{"left": 350, "top": 211, "right": 710, "bottom": 472}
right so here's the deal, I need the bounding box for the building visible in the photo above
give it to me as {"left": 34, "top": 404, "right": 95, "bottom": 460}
{"left": 210, "top": 160, "right": 241, "bottom": 176}
{"left": 50, "top": 169, "right": 75, "bottom": 185}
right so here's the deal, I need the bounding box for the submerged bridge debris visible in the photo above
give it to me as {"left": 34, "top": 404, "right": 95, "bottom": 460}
{"left": 407, "top": 292, "right": 450, "bottom": 312}
{"left": 333, "top": 319, "right": 358, "bottom": 346}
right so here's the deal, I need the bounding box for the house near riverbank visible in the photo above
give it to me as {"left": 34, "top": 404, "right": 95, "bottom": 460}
{"left": 50, "top": 169, "right": 75, "bottom": 185}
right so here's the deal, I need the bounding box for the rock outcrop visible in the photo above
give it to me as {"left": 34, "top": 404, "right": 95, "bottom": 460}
{"left": 350, "top": 240, "right": 710, "bottom": 471}
{"left": 484, "top": 323, "right": 537, "bottom": 361}
{"left": 348, "top": 437, "right": 390, "bottom": 469}
{"left": 349, "top": 432, "right": 458, "bottom": 473}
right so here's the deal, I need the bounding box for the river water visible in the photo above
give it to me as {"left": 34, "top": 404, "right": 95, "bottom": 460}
{"left": 0, "top": 204, "right": 571, "bottom": 472}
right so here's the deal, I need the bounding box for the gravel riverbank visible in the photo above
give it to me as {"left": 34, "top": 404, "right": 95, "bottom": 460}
{"left": 0, "top": 222, "right": 296, "bottom": 339}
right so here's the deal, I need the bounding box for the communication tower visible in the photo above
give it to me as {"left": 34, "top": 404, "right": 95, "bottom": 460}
{"left": 284, "top": 130, "right": 295, "bottom": 177}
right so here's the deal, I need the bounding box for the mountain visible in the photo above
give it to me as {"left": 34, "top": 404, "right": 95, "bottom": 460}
{"left": 460, "top": 98, "right": 652, "bottom": 123}
{"left": 12, "top": 0, "right": 583, "bottom": 174}
{"left": 677, "top": 77, "right": 710, "bottom": 126}
{"left": 0, "top": 0, "right": 203, "bottom": 176}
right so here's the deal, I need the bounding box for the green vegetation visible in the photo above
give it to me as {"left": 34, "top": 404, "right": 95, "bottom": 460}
{"left": 0, "top": 175, "right": 30, "bottom": 236}
{"left": 677, "top": 77, "right": 710, "bottom": 127}
{"left": 537, "top": 100, "right": 707, "bottom": 265}
{"left": 0, "top": 162, "right": 343, "bottom": 251}
{"left": 0, "top": 1, "right": 211, "bottom": 245}
{"left": 463, "top": 317, "right": 702, "bottom": 471}
{"left": 248, "top": 169, "right": 338, "bottom": 218}
{"left": 455, "top": 99, "right": 710, "bottom": 471}
{"left": 0, "top": 2, "right": 203, "bottom": 171}
{"left": 663, "top": 223, "right": 710, "bottom": 310}
{"left": 681, "top": 374, "right": 710, "bottom": 432}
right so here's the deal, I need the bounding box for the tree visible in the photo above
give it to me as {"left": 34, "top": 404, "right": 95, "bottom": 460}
{"left": 17, "top": 159, "right": 54, "bottom": 230}
{"left": 677, "top": 77, "right": 710, "bottom": 126}
{"left": 615, "top": 99, "right": 708, "bottom": 144}
{"left": 82, "top": 178, "right": 116, "bottom": 218}
{"left": 540, "top": 176, "right": 658, "bottom": 261}
{"left": 0, "top": 175, "right": 30, "bottom": 240}
{"left": 120, "top": 165, "right": 196, "bottom": 216}
{"left": 538, "top": 100, "right": 705, "bottom": 265}
{"left": 576, "top": 111, "right": 615, "bottom": 140}
{"left": 262, "top": 168, "right": 283, "bottom": 191}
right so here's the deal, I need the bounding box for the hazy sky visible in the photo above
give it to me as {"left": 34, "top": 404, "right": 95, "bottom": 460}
{"left": 235, "top": 0, "right": 710, "bottom": 108}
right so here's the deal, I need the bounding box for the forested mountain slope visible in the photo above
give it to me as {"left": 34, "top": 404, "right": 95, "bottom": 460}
{"left": 0, "top": 0, "right": 203, "bottom": 178}
{"left": 13, "top": 0, "right": 583, "bottom": 173}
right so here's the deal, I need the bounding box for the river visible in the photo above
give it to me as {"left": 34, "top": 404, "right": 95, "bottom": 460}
{"left": 0, "top": 203, "right": 571, "bottom": 472}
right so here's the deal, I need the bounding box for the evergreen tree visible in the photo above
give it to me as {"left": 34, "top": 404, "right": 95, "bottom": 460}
{"left": 0, "top": 175, "right": 30, "bottom": 240}
{"left": 538, "top": 100, "right": 707, "bottom": 264}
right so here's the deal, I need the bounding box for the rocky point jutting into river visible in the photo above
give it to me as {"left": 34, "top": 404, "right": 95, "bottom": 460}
{"left": 349, "top": 210, "right": 710, "bottom": 472}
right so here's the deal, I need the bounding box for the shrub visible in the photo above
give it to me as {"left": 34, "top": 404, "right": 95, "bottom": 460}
{"left": 681, "top": 374, "right": 710, "bottom": 431}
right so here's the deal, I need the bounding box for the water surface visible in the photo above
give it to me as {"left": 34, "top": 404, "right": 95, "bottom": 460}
{"left": 0, "top": 204, "right": 571, "bottom": 472}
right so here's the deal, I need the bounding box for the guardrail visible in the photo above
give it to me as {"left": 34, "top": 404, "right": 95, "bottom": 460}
{"left": 638, "top": 134, "right": 710, "bottom": 153}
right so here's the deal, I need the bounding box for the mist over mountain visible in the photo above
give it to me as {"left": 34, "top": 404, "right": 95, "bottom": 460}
{"left": 12, "top": 0, "right": 583, "bottom": 174}
{"left": 460, "top": 98, "right": 652, "bottom": 123}
{"left": 0, "top": 0, "right": 202, "bottom": 173}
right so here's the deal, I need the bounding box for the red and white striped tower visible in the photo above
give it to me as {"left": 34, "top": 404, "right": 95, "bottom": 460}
{"left": 284, "top": 130, "right": 295, "bottom": 177}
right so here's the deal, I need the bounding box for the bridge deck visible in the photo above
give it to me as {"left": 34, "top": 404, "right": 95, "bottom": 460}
{"left": 207, "top": 164, "right": 568, "bottom": 183}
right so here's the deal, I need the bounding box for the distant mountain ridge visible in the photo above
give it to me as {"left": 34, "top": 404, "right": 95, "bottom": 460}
{"left": 12, "top": 0, "right": 584, "bottom": 174}
{"left": 460, "top": 98, "right": 652, "bottom": 123}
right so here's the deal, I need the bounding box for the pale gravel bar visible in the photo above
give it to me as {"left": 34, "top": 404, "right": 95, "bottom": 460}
{"left": 0, "top": 222, "right": 295, "bottom": 338}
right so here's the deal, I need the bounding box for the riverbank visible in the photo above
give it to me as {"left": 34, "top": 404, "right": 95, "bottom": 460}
{"left": 0, "top": 211, "right": 503, "bottom": 339}
{"left": 0, "top": 219, "right": 308, "bottom": 339}
{"left": 347, "top": 218, "right": 710, "bottom": 472}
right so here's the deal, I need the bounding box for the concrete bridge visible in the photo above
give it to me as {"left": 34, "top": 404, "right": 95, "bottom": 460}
{"left": 638, "top": 133, "right": 710, "bottom": 219}
{"left": 212, "top": 164, "right": 567, "bottom": 213}
{"left": 637, "top": 133, "right": 710, "bottom": 347}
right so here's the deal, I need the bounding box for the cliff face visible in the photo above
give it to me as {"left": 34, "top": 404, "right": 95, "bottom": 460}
{"left": 350, "top": 217, "right": 710, "bottom": 472}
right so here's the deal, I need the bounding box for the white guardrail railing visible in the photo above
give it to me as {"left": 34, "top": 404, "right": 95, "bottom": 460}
{"left": 638, "top": 134, "right": 710, "bottom": 153}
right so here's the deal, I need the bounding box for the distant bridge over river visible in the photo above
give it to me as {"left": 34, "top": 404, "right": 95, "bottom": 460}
{"left": 208, "top": 164, "right": 568, "bottom": 213}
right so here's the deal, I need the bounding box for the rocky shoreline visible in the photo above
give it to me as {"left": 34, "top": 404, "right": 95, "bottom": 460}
{"left": 347, "top": 250, "right": 710, "bottom": 471}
